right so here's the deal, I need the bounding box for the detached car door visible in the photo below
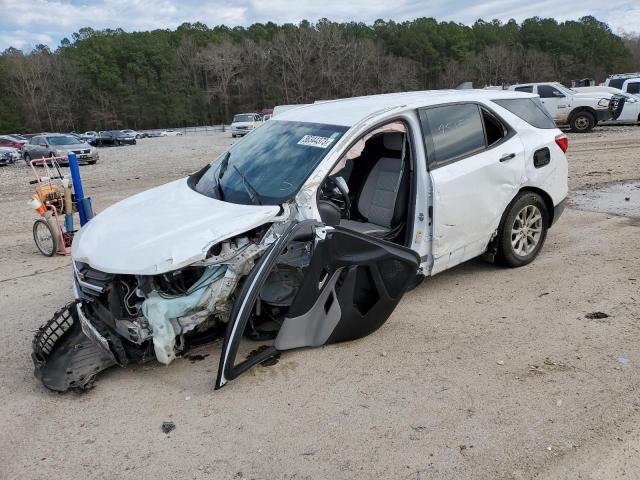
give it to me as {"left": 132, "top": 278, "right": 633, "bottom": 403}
{"left": 419, "top": 102, "right": 525, "bottom": 274}
{"left": 216, "top": 221, "right": 420, "bottom": 389}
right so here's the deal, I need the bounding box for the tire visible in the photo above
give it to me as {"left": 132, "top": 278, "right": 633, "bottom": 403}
{"left": 87, "top": 160, "right": 97, "bottom": 165}
{"left": 33, "top": 218, "right": 58, "bottom": 257}
{"left": 232, "top": 134, "right": 237, "bottom": 138}
{"left": 24, "top": 153, "right": 31, "bottom": 165}
{"left": 495, "top": 192, "right": 549, "bottom": 268}
{"left": 570, "top": 111, "right": 595, "bottom": 133}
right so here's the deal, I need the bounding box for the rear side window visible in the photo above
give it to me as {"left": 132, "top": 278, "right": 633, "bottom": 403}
{"left": 627, "top": 82, "right": 640, "bottom": 94}
{"left": 419, "top": 103, "right": 485, "bottom": 165}
{"left": 515, "top": 86, "right": 533, "bottom": 93}
{"left": 492, "top": 98, "right": 556, "bottom": 129}
{"left": 609, "top": 78, "right": 625, "bottom": 89}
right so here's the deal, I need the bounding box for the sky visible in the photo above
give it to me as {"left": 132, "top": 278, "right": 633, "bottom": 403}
{"left": 2, "top": 0, "right": 640, "bottom": 51}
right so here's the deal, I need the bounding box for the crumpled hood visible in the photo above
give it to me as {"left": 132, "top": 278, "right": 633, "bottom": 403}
{"left": 72, "top": 178, "right": 280, "bottom": 275}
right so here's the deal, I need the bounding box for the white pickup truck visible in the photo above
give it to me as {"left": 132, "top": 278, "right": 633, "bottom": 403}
{"left": 508, "top": 82, "right": 622, "bottom": 132}
{"left": 604, "top": 74, "right": 640, "bottom": 95}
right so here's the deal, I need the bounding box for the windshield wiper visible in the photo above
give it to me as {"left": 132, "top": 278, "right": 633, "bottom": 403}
{"left": 214, "top": 152, "right": 230, "bottom": 200}
{"left": 233, "top": 165, "right": 262, "bottom": 205}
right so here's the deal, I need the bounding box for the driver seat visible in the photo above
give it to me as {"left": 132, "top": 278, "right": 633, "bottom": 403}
{"left": 340, "top": 133, "right": 408, "bottom": 237}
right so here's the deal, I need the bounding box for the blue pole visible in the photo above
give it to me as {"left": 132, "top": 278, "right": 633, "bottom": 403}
{"left": 68, "top": 152, "right": 87, "bottom": 226}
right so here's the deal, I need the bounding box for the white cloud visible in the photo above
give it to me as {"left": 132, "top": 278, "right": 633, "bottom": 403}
{"left": 1, "top": 0, "right": 639, "bottom": 50}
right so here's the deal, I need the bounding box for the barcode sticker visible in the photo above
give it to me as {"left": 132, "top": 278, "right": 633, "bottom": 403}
{"left": 298, "top": 135, "right": 334, "bottom": 149}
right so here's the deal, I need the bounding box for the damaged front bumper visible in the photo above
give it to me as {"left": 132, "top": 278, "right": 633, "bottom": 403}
{"left": 32, "top": 302, "right": 117, "bottom": 392}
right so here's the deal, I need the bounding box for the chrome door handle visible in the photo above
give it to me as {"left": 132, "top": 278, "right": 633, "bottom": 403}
{"left": 499, "top": 153, "right": 516, "bottom": 162}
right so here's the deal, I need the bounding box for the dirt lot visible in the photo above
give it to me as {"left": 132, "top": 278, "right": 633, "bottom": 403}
{"left": 0, "top": 127, "right": 639, "bottom": 480}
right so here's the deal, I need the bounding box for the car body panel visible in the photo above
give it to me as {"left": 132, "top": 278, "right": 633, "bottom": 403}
{"left": 72, "top": 178, "right": 281, "bottom": 275}
{"left": 215, "top": 221, "right": 420, "bottom": 388}
{"left": 428, "top": 131, "right": 526, "bottom": 274}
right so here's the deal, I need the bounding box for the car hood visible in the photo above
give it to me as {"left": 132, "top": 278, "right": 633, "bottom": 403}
{"left": 72, "top": 178, "right": 281, "bottom": 275}
{"left": 571, "top": 91, "right": 613, "bottom": 99}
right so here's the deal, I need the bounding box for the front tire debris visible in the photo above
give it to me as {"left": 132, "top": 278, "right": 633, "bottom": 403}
{"left": 32, "top": 302, "right": 117, "bottom": 392}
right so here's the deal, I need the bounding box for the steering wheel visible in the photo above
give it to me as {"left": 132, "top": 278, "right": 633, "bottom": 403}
{"left": 322, "top": 176, "right": 351, "bottom": 219}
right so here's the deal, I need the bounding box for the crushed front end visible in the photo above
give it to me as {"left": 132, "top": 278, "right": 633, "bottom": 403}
{"left": 32, "top": 224, "right": 284, "bottom": 392}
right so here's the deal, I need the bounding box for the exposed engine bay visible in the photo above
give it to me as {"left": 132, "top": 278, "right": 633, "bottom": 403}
{"left": 33, "top": 222, "right": 314, "bottom": 391}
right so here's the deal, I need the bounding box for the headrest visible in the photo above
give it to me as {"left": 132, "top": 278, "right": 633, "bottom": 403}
{"left": 383, "top": 132, "right": 404, "bottom": 151}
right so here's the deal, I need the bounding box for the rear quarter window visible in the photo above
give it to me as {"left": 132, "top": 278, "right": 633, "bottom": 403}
{"left": 492, "top": 98, "right": 557, "bottom": 129}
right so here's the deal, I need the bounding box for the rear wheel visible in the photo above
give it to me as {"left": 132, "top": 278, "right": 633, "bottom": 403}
{"left": 33, "top": 219, "right": 58, "bottom": 257}
{"left": 570, "top": 111, "right": 595, "bottom": 133}
{"left": 24, "top": 153, "right": 31, "bottom": 165}
{"left": 496, "top": 192, "right": 549, "bottom": 268}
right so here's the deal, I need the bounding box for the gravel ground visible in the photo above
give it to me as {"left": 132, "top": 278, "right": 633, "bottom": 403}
{"left": 0, "top": 126, "right": 639, "bottom": 480}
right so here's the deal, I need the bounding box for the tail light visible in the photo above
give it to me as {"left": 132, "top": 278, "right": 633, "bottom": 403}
{"left": 555, "top": 134, "right": 568, "bottom": 153}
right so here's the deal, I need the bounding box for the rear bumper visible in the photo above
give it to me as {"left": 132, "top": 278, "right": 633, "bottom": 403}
{"left": 552, "top": 198, "right": 567, "bottom": 226}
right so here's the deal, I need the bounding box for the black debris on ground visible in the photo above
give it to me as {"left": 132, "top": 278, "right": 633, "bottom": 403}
{"left": 161, "top": 421, "right": 176, "bottom": 434}
{"left": 585, "top": 311, "right": 609, "bottom": 319}
{"left": 186, "top": 353, "right": 209, "bottom": 363}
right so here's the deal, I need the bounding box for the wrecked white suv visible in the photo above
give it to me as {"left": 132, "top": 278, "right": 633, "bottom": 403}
{"left": 33, "top": 90, "right": 568, "bottom": 392}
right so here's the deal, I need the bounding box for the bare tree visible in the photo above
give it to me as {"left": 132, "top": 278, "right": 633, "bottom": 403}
{"left": 197, "top": 39, "right": 246, "bottom": 120}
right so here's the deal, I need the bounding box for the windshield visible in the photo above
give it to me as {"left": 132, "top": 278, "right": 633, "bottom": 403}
{"left": 233, "top": 114, "right": 255, "bottom": 123}
{"left": 190, "top": 120, "right": 348, "bottom": 205}
{"left": 47, "top": 135, "right": 80, "bottom": 146}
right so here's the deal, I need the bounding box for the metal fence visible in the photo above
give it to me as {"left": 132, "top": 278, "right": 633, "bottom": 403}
{"left": 138, "top": 125, "right": 230, "bottom": 136}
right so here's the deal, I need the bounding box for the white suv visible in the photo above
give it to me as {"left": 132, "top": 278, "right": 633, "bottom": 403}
{"left": 230, "top": 113, "right": 263, "bottom": 137}
{"left": 33, "top": 90, "right": 569, "bottom": 391}
{"left": 509, "top": 82, "right": 619, "bottom": 132}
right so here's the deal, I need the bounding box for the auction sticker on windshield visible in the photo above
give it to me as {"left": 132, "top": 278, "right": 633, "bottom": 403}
{"left": 298, "top": 135, "right": 335, "bottom": 149}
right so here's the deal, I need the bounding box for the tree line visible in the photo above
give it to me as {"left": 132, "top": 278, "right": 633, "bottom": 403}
{"left": 0, "top": 15, "right": 638, "bottom": 133}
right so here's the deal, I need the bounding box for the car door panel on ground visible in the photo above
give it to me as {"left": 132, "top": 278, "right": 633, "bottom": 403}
{"left": 419, "top": 103, "right": 525, "bottom": 274}
{"left": 215, "top": 221, "right": 419, "bottom": 388}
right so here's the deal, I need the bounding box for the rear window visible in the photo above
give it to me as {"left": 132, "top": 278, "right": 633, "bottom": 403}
{"left": 492, "top": 98, "right": 556, "bottom": 129}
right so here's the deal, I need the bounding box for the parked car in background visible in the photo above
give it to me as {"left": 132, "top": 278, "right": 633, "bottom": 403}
{"left": 9, "top": 133, "right": 28, "bottom": 141}
{"left": 121, "top": 129, "right": 145, "bottom": 139}
{"left": 158, "top": 129, "right": 183, "bottom": 137}
{"left": 230, "top": 113, "right": 263, "bottom": 137}
{"left": 604, "top": 73, "right": 640, "bottom": 94}
{"left": 0, "top": 135, "right": 26, "bottom": 151}
{"left": 508, "top": 82, "right": 621, "bottom": 132}
{"left": 95, "top": 130, "right": 136, "bottom": 146}
{"left": 144, "top": 130, "right": 163, "bottom": 138}
{"left": 0, "top": 146, "right": 21, "bottom": 165}
{"left": 23, "top": 134, "right": 99, "bottom": 165}
{"left": 82, "top": 131, "right": 99, "bottom": 146}
{"left": 573, "top": 87, "right": 640, "bottom": 124}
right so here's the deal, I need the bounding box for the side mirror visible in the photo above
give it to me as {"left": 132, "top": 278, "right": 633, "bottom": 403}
{"left": 553, "top": 91, "right": 565, "bottom": 98}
